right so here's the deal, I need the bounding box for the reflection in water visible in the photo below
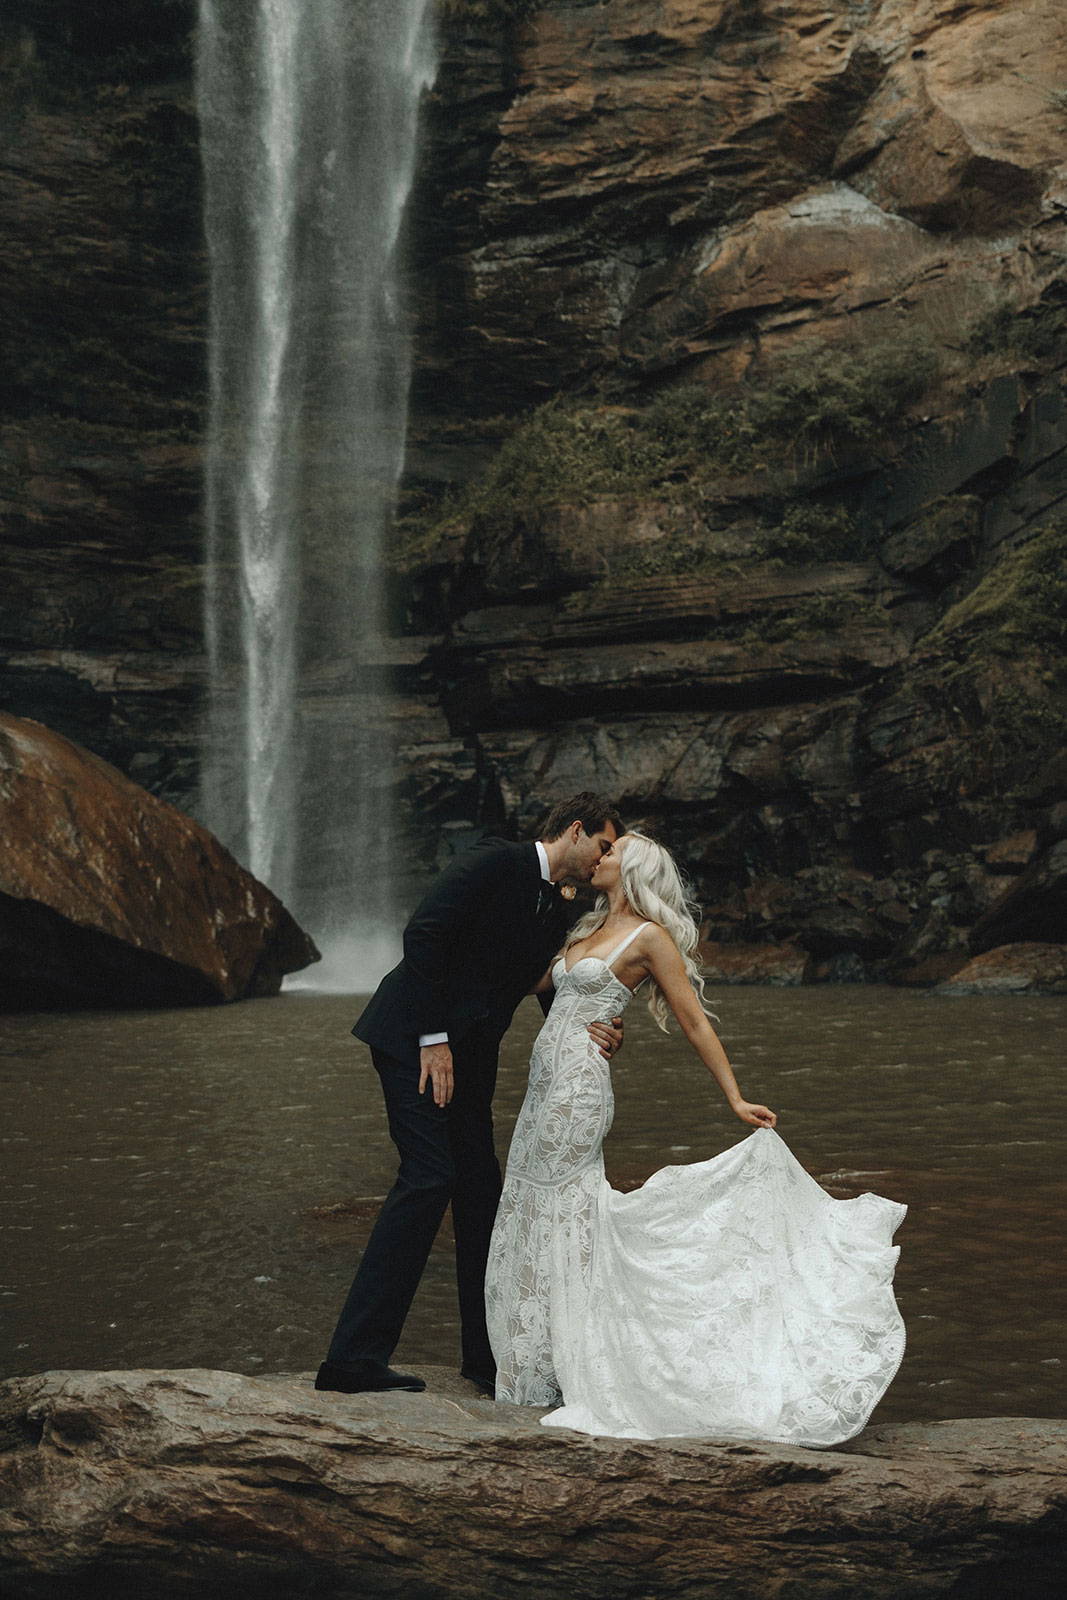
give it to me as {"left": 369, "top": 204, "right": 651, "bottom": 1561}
{"left": 1, "top": 989, "right": 1064, "bottom": 1426}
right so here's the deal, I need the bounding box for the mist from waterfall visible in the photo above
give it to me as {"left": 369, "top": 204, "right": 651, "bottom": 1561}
{"left": 197, "top": 1, "right": 436, "bottom": 989}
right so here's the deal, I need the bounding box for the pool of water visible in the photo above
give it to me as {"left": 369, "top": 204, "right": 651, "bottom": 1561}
{"left": 2, "top": 986, "right": 1064, "bottom": 1425}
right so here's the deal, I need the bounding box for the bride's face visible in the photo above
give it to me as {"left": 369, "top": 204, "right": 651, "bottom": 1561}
{"left": 590, "top": 835, "right": 628, "bottom": 891}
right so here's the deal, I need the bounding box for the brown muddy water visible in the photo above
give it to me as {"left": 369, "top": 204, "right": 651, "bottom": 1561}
{"left": 1, "top": 987, "right": 1064, "bottom": 1426}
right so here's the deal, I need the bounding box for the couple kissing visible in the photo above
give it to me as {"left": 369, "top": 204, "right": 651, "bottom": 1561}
{"left": 316, "top": 792, "right": 905, "bottom": 1447}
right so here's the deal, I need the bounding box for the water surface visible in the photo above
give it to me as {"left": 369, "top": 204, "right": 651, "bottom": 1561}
{"left": 2, "top": 987, "right": 1064, "bottom": 1425}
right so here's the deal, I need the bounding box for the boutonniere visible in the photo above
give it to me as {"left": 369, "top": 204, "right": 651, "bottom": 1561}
{"left": 559, "top": 884, "right": 576, "bottom": 901}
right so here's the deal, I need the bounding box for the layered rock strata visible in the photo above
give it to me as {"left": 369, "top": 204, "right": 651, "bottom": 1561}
{"left": 394, "top": 0, "right": 1067, "bottom": 981}
{"left": 0, "top": 711, "right": 317, "bottom": 1008}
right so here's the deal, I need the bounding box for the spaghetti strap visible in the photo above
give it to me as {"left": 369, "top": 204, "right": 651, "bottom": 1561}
{"left": 604, "top": 922, "right": 649, "bottom": 971}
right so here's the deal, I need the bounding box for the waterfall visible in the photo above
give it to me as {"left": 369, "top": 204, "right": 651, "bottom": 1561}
{"left": 197, "top": 0, "right": 437, "bottom": 987}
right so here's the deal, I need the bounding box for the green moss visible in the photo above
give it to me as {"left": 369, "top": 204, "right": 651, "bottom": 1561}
{"left": 933, "top": 525, "right": 1067, "bottom": 655}
{"left": 913, "top": 493, "right": 981, "bottom": 547}
{"left": 923, "top": 547, "right": 1067, "bottom": 786}
{"left": 966, "top": 292, "right": 1067, "bottom": 366}
{"left": 905, "top": 527, "right": 1067, "bottom": 797}
{"left": 744, "top": 342, "right": 938, "bottom": 462}
{"left": 640, "top": 384, "right": 761, "bottom": 474}
{"left": 401, "top": 342, "right": 936, "bottom": 560}
{"left": 635, "top": 339, "right": 935, "bottom": 473}
{"left": 740, "top": 593, "right": 886, "bottom": 645}
{"left": 754, "top": 503, "right": 864, "bottom": 563}
{"left": 412, "top": 399, "right": 675, "bottom": 561}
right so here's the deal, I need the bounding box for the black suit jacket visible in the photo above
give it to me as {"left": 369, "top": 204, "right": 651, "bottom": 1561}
{"left": 353, "top": 839, "right": 568, "bottom": 1071}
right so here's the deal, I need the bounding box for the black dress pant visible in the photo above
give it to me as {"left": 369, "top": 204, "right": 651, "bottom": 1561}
{"left": 325, "top": 1024, "right": 503, "bottom": 1376}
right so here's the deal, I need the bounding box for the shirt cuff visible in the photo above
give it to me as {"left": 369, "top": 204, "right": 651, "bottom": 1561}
{"left": 418, "top": 1032, "right": 449, "bottom": 1047}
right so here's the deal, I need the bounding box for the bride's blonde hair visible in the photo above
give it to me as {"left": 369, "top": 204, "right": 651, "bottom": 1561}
{"left": 564, "top": 828, "right": 714, "bottom": 1031}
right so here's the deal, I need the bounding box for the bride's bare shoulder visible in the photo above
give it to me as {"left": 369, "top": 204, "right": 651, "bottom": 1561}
{"left": 639, "top": 922, "right": 681, "bottom": 961}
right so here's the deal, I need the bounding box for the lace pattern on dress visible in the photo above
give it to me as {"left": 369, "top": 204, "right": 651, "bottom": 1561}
{"left": 485, "top": 939, "right": 906, "bottom": 1443}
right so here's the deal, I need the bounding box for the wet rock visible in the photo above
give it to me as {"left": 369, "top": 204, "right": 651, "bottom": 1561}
{"left": 0, "top": 12, "right": 206, "bottom": 809}
{"left": 0, "top": 712, "right": 318, "bottom": 1009}
{"left": 440, "top": 564, "right": 918, "bottom": 728}
{"left": 934, "top": 943, "right": 1067, "bottom": 996}
{"left": 969, "top": 841, "right": 1067, "bottom": 953}
{"left": 980, "top": 830, "right": 1039, "bottom": 873}
{"left": 880, "top": 496, "right": 982, "bottom": 580}
{"left": 729, "top": 867, "right": 911, "bottom": 962}
{"left": 0, "top": 1369, "right": 1064, "bottom": 1600}
{"left": 884, "top": 904, "right": 971, "bottom": 988}
{"left": 698, "top": 941, "right": 812, "bottom": 987}
{"left": 889, "top": 951, "right": 971, "bottom": 988}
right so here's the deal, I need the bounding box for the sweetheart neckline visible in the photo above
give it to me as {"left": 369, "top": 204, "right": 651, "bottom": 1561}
{"left": 559, "top": 921, "right": 649, "bottom": 978}
{"left": 557, "top": 954, "right": 627, "bottom": 975}
{"left": 554, "top": 954, "right": 638, "bottom": 993}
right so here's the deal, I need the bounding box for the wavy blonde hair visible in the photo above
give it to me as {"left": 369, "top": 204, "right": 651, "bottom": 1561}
{"left": 564, "top": 828, "right": 714, "bottom": 1031}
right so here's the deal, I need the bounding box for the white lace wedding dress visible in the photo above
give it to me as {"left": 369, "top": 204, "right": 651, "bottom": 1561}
{"left": 485, "top": 926, "right": 906, "bottom": 1446}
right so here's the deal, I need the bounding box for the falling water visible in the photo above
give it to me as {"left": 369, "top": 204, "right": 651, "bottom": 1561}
{"left": 197, "top": 0, "right": 436, "bottom": 986}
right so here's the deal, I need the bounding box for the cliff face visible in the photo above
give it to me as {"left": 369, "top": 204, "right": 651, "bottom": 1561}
{"left": 396, "top": 0, "right": 1067, "bottom": 979}
{"left": 1, "top": 0, "right": 1065, "bottom": 979}
{"left": 0, "top": 1, "right": 204, "bottom": 802}
{"left": 414, "top": 0, "right": 1065, "bottom": 411}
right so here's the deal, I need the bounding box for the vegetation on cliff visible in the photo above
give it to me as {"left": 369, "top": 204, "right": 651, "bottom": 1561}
{"left": 966, "top": 288, "right": 1067, "bottom": 370}
{"left": 397, "top": 339, "right": 937, "bottom": 575}
{"left": 909, "top": 524, "right": 1067, "bottom": 803}
{"left": 933, "top": 524, "right": 1067, "bottom": 658}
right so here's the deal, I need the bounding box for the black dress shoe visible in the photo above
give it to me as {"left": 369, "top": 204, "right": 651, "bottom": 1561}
{"left": 460, "top": 1366, "right": 496, "bottom": 1397}
{"left": 315, "top": 1359, "right": 425, "bottom": 1394}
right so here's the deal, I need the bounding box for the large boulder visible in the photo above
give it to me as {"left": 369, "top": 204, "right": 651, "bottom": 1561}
{"left": 0, "top": 1369, "right": 1064, "bottom": 1600}
{"left": 0, "top": 712, "right": 318, "bottom": 1008}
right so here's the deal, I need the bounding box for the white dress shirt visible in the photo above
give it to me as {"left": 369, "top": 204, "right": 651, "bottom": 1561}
{"left": 418, "top": 843, "right": 551, "bottom": 1048}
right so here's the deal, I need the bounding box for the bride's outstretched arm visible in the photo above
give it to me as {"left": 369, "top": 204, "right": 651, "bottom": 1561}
{"left": 643, "top": 927, "right": 776, "bottom": 1129}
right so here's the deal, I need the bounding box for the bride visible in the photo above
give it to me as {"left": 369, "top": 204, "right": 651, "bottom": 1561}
{"left": 485, "top": 831, "right": 906, "bottom": 1447}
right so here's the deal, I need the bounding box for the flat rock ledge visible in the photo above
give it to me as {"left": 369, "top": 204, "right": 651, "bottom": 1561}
{"left": 1, "top": 1370, "right": 1064, "bottom": 1600}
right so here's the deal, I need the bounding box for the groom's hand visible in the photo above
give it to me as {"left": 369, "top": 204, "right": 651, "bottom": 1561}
{"left": 588, "top": 1016, "right": 624, "bottom": 1062}
{"left": 419, "top": 1043, "right": 454, "bottom": 1108}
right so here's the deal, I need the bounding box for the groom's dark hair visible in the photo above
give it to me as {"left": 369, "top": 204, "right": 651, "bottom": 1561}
{"left": 539, "top": 791, "right": 623, "bottom": 841}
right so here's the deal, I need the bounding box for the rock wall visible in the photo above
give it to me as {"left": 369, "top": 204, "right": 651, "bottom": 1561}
{"left": 0, "top": 1, "right": 204, "bottom": 803}
{"left": 1, "top": 0, "right": 1065, "bottom": 978}
{"left": 394, "top": 0, "right": 1067, "bottom": 978}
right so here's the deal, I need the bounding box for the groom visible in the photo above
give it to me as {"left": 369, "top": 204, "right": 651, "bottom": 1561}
{"left": 315, "top": 791, "right": 624, "bottom": 1397}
